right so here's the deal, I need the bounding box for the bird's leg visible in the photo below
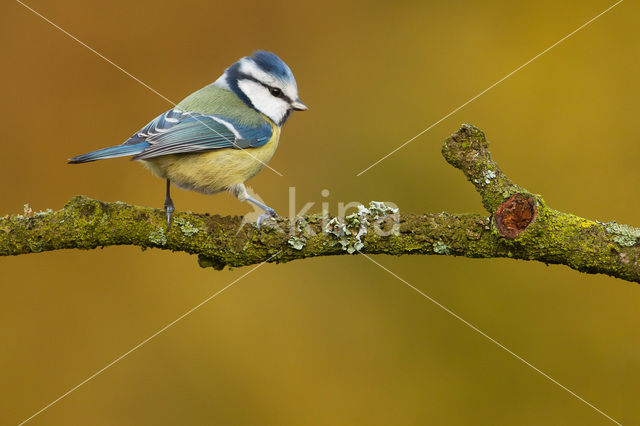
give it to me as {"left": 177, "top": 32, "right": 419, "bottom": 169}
{"left": 164, "top": 179, "right": 175, "bottom": 226}
{"left": 230, "top": 183, "right": 277, "bottom": 229}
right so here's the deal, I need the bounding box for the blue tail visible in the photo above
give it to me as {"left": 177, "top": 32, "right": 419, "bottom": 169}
{"left": 68, "top": 142, "right": 149, "bottom": 164}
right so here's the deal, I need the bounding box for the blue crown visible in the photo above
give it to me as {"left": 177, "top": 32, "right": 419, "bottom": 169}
{"left": 250, "top": 51, "right": 295, "bottom": 83}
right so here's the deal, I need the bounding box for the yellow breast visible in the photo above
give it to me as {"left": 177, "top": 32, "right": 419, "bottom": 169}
{"left": 141, "top": 124, "right": 280, "bottom": 194}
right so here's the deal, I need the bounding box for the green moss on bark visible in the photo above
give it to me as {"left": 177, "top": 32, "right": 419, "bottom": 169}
{"left": 1, "top": 125, "right": 639, "bottom": 284}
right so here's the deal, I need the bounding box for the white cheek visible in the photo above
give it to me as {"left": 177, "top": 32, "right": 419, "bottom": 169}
{"left": 238, "top": 79, "right": 289, "bottom": 124}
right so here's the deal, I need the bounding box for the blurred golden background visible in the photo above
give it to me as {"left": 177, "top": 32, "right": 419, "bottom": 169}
{"left": 2, "top": 0, "right": 639, "bottom": 424}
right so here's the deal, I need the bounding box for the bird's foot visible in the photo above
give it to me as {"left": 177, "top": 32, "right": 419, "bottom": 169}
{"left": 256, "top": 208, "right": 278, "bottom": 229}
{"left": 164, "top": 200, "right": 175, "bottom": 226}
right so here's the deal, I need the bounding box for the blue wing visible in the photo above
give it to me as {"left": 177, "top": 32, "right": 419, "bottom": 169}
{"left": 69, "top": 108, "right": 273, "bottom": 164}
{"left": 128, "top": 108, "right": 273, "bottom": 160}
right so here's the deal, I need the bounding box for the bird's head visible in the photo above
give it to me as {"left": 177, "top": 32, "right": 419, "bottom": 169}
{"left": 215, "top": 51, "right": 307, "bottom": 126}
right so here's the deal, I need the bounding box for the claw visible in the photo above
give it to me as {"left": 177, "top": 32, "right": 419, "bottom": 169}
{"left": 164, "top": 179, "right": 174, "bottom": 227}
{"left": 165, "top": 204, "right": 174, "bottom": 226}
{"left": 256, "top": 208, "right": 278, "bottom": 229}
{"left": 267, "top": 207, "right": 278, "bottom": 218}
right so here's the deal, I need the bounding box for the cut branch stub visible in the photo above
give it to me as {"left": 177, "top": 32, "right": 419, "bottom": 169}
{"left": 493, "top": 194, "right": 537, "bottom": 239}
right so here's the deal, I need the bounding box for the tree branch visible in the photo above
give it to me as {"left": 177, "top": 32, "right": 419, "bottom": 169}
{"left": 2, "top": 124, "right": 639, "bottom": 282}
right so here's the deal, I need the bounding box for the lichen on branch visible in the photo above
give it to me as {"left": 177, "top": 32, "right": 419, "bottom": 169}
{"left": 1, "top": 124, "right": 639, "bottom": 283}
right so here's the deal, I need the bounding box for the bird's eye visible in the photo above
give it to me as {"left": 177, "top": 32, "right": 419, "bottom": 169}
{"left": 269, "top": 87, "right": 283, "bottom": 98}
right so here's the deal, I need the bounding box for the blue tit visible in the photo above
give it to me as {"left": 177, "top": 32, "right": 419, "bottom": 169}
{"left": 69, "top": 51, "right": 307, "bottom": 226}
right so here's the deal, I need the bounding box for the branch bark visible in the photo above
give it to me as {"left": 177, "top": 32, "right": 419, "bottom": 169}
{"left": 2, "top": 125, "right": 639, "bottom": 283}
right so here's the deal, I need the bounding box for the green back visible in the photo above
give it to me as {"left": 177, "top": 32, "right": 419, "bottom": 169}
{"left": 176, "top": 85, "right": 266, "bottom": 127}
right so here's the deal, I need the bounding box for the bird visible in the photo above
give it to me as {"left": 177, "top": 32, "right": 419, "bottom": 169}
{"left": 68, "top": 50, "right": 307, "bottom": 227}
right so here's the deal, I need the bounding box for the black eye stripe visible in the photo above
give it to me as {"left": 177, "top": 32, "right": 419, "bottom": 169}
{"left": 237, "top": 73, "right": 294, "bottom": 104}
{"left": 241, "top": 75, "right": 293, "bottom": 102}
{"left": 265, "top": 85, "right": 293, "bottom": 103}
